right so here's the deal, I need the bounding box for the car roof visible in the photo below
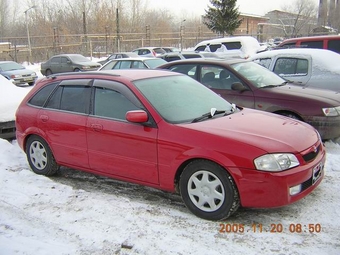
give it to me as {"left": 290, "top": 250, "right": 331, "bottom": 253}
{"left": 280, "top": 35, "right": 340, "bottom": 43}
{"left": 250, "top": 48, "right": 340, "bottom": 59}
{"left": 49, "top": 69, "right": 180, "bottom": 81}
{"left": 159, "top": 57, "right": 247, "bottom": 66}
{"left": 0, "top": 61, "right": 17, "bottom": 64}
{"left": 51, "top": 54, "right": 85, "bottom": 57}
{"left": 106, "top": 57, "right": 160, "bottom": 62}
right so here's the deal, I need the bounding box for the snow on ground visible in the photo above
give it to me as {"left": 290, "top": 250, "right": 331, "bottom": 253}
{"left": 0, "top": 62, "right": 340, "bottom": 254}
{"left": 0, "top": 139, "right": 339, "bottom": 255}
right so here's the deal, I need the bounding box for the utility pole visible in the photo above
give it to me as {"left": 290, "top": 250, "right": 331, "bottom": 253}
{"left": 116, "top": 8, "right": 120, "bottom": 52}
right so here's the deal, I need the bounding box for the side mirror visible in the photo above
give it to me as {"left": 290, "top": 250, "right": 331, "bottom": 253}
{"left": 231, "top": 82, "right": 248, "bottom": 92}
{"left": 126, "top": 110, "right": 148, "bottom": 123}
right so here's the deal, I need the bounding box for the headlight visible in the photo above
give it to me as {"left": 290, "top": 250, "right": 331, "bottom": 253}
{"left": 10, "top": 74, "right": 20, "bottom": 78}
{"left": 254, "top": 153, "right": 299, "bottom": 172}
{"left": 322, "top": 106, "right": 340, "bottom": 116}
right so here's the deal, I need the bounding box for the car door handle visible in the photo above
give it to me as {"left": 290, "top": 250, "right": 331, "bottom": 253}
{"left": 91, "top": 124, "right": 103, "bottom": 132}
{"left": 39, "top": 115, "right": 49, "bottom": 122}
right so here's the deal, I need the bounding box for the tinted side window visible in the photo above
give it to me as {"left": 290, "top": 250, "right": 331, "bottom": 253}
{"left": 256, "top": 58, "right": 272, "bottom": 69}
{"left": 201, "top": 65, "right": 241, "bottom": 90}
{"left": 51, "top": 57, "right": 60, "bottom": 64}
{"left": 28, "top": 83, "right": 56, "bottom": 107}
{"left": 114, "top": 61, "right": 132, "bottom": 69}
{"left": 93, "top": 87, "right": 139, "bottom": 120}
{"left": 184, "top": 54, "right": 202, "bottom": 59}
{"left": 169, "top": 64, "right": 197, "bottom": 78}
{"left": 327, "top": 39, "right": 340, "bottom": 54}
{"left": 273, "top": 58, "right": 308, "bottom": 76}
{"left": 300, "top": 41, "right": 323, "bottom": 49}
{"left": 223, "top": 42, "right": 242, "bottom": 50}
{"left": 61, "top": 57, "right": 68, "bottom": 64}
{"left": 280, "top": 42, "right": 296, "bottom": 48}
{"left": 165, "top": 56, "right": 181, "bottom": 61}
{"left": 195, "top": 45, "right": 207, "bottom": 51}
{"left": 46, "top": 86, "right": 90, "bottom": 114}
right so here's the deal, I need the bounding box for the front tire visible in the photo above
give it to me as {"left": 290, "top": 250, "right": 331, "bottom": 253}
{"left": 26, "top": 135, "right": 59, "bottom": 176}
{"left": 179, "top": 160, "right": 240, "bottom": 221}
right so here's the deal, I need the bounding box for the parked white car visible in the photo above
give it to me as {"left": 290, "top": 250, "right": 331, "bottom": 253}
{"left": 249, "top": 48, "right": 340, "bottom": 92}
{"left": 194, "top": 36, "right": 267, "bottom": 59}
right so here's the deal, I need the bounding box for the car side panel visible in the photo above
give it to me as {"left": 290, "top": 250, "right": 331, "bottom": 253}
{"left": 37, "top": 109, "right": 89, "bottom": 168}
{"left": 86, "top": 116, "right": 159, "bottom": 184}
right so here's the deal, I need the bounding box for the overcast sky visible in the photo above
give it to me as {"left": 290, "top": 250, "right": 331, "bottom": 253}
{"left": 147, "top": 0, "right": 320, "bottom": 17}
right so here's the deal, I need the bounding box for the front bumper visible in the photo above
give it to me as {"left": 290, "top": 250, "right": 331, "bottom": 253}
{"left": 229, "top": 143, "right": 326, "bottom": 208}
{"left": 305, "top": 115, "right": 340, "bottom": 140}
{"left": 11, "top": 76, "right": 38, "bottom": 86}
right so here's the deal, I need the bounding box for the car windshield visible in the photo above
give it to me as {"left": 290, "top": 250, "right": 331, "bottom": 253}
{"left": 68, "top": 55, "right": 91, "bottom": 62}
{"left": 144, "top": 59, "right": 167, "bottom": 68}
{"left": 231, "top": 61, "right": 286, "bottom": 88}
{"left": 0, "top": 62, "right": 25, "bottom": 71}
{"left": 134, "top": 75, "right": 234, "bottom": 123}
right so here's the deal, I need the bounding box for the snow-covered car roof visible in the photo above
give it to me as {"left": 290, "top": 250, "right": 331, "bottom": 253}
{"left": 250, "top": 48, "right": 340, "bottom": 72}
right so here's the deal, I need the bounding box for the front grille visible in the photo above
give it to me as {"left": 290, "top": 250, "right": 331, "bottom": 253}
{"left": 301, "top": 177, "right": 313, "bottom": 192}
{"left": 302, "top": 144, "right": 320, "bottom": 162}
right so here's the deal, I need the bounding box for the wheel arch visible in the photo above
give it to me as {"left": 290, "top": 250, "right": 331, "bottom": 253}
{"left": 173, "top": 157, "right": 239, "bottom": 194}
{"left": 274, "top": 110, "right": 303, "bottom": 121}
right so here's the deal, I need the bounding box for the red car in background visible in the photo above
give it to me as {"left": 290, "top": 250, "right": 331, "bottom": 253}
{"left": 15, "top": 69, "right": 324, "bottom": 220}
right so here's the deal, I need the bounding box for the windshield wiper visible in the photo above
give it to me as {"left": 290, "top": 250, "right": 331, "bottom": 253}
{"left": 191, "top": 107, "right": 233, "bottom": 123}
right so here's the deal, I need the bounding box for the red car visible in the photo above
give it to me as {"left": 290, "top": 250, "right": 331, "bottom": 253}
{"left": 15, "top": 69, "right": 325, "bottom": 220}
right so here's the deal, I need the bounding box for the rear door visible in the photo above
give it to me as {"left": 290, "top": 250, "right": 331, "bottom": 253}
{"left": 40, "top": 79, "right": 92, "bottom": 167}
{"left": 86, "top": 79, "right": 159, "bottom": 184}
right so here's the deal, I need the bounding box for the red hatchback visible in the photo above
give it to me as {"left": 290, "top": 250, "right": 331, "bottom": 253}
{"left": 15, "top": 69, "right": 325, "bottom": 220}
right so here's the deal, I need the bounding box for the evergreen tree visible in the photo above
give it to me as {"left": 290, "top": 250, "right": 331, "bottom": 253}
{"left": 203, "top": 0, "right": 242, "bottom": 36}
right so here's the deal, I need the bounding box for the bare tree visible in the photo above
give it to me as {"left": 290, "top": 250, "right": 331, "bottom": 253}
{"left": 282, "top": 0, "right": 318, "bottom": 37}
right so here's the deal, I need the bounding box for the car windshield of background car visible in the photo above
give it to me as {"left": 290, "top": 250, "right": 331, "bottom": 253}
{"left": 0, "top": 62, "right": 25, "bottom": 71}
{"left": 134, "top": 75, "right": 234, "bottom": 123}
{"left": 231, "top": 62, "right": 286, "bottom": 88}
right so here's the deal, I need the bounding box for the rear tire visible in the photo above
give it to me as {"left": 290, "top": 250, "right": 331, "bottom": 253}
{"left": 26, "top": 135, "right": 59, "bottom": 176}
{"left": 179, "top": 160, "right": 240, "bottom": 221}
{"left": 45, "top": 69, "right": 52, "bottom": 76}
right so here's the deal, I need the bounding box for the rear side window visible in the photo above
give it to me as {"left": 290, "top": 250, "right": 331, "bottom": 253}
{"left": 51, "top": 57, "right": 60, "bottom": 64}
{"left": 256, "top": 58, "right": 272, "bottom": 69}
{"left": 222, "top": 41, "right": 242, "bottom": 50}
{"left": 28, "top": 83, "right": 56, "bottom": 107}
{"left": 327, "top": 40, "right": 340, "bottom": 54}
{"left": 300, "top": 41, "right": 323, "bottom": 49}
{"left": 195, "top": 45, "right": 207, "bottom": 51}
{"left": 183, "top": 54, "right": 202, "bottom": 59}
{"left": 273, "top": 58, "right": 308, "bottom": 75}
{"left": 46, "top": 85, "right": 91, "bottom": 114}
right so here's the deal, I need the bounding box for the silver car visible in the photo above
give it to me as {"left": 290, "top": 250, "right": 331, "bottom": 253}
{"left": 250, "top": 48, "right": 340, "bottom": 92}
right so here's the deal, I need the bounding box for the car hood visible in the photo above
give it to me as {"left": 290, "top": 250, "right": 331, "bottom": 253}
{"left": 183, "top": 108, "right": 318, "bottom": 153}
{"left": 1, "top": 69, "right": 35, "bottom": 75}
{"left": 262, "top": 84, "right": 340, "bottom": 105}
